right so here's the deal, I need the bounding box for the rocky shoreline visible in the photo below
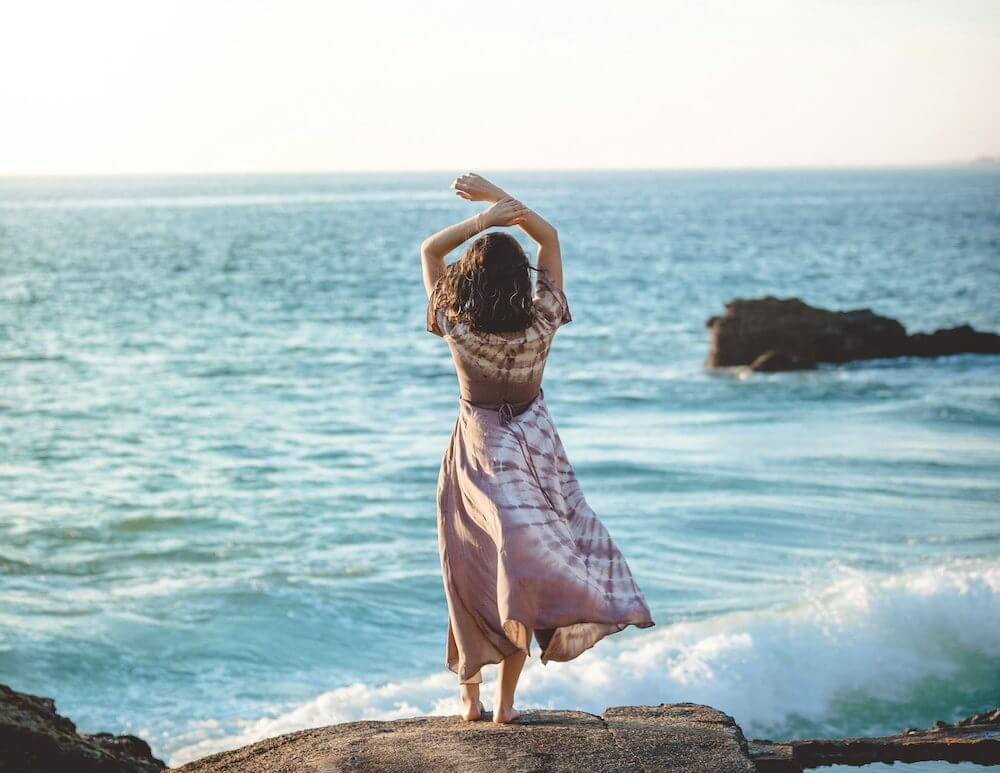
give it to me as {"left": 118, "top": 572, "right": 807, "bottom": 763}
{"left": 0, "top": 683, "right": 164, "bottom": 773}
{"left": 3, "top": 683, "right": 998, "bottom": 772}
{"left": 705, "top": 296, "right": 1000, "bottom": 372}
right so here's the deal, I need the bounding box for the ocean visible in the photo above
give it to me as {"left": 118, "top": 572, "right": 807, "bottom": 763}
{"left": 1, "top": 169, "right": 998, "bottom": 769}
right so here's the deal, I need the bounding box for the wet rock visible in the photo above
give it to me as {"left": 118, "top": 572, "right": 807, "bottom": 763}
{"left": 750, "top": 708, "right": 1000, "bottom": 772}
{"left": 0, "top": 683, "right": 165, "bottom": 773}
{"left": 907, "top": 324, "right": 1000, "bottom": 357}
{"left": 705, "top": 296, "right": 1000, "bottom": 370}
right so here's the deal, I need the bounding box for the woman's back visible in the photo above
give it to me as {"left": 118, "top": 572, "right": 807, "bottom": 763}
{"left": 427, "top": 269, "right": 572, "bottom": 410}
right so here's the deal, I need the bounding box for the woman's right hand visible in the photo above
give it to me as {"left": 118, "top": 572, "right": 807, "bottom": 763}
{"left": 483, "top": 196, "right": 530, "bottom": 228}
{"left": 452, "top": 173, "right": 507, "bottom": 203}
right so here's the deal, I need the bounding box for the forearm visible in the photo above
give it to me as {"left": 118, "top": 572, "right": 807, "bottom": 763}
{"left": 476, "top": 181, "right": 557, "bottom": 247}
{"left": 421, "top": 213, "right": 486, "bottom": 262}
{"left": 450, "top": 174, "right": 555, "bottom": 243}
{"left": 480, "top": 185, "right": 558, "bottom": 246}
{"left": 516, "top": 208, "right": 558, "bottom": 247}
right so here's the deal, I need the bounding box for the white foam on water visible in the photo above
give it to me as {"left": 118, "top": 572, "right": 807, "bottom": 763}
{"left": 167, "top": 560, "right": 1000, "bottom": 767}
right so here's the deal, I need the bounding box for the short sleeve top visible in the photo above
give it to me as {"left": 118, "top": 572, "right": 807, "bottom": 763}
{"left": 426, "top": 269, "right": 572, "bottom": 340}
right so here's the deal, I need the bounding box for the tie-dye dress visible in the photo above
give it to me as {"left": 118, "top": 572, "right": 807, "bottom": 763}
{"left": 427, "top": 269, "right": 656, "bottom": 684}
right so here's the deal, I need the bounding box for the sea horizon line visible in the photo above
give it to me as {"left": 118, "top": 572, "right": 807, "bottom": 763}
{"left": 2, "top": 158, "right": 998, "bottom": 182}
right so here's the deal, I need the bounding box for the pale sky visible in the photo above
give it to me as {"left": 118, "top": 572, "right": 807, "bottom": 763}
{"left": 0, "top": 0, "right": 997, "bottom": 175}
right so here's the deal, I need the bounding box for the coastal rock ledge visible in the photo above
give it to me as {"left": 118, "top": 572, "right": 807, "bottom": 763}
{"left": 705, "top": 296, "right": 1000, "bottom": 371}
{"left": 171, "top": 704, "right": 757, "bottom": 773}
{"left": 2, "top": 681, "right": 998, "bottom": 773}
{"left": 0, "top": 683, "right": 164, "bottom": 773}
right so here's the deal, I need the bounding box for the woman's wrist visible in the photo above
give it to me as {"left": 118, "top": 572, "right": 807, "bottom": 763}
{"left": 487, "top": 186, "right": 508, "bottom": 204}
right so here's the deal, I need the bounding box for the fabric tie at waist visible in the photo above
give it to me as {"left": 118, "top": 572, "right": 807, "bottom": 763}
{"left": 458, "top": 389, "right": 544, "bottom": 431}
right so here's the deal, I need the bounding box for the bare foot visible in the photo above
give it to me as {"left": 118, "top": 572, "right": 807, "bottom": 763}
{"left": 492, "top": 706, "right": 523, "bottom": 724}
{"left": 461, "top": 698, "right": 485, "bottom": 722}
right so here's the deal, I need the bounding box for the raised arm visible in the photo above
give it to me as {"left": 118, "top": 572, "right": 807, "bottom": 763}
{"left": 451, "top": 173, "right": 563, "bottom": 291}
{"left": 420, "top": 195, "right": 529, "bottom": 298}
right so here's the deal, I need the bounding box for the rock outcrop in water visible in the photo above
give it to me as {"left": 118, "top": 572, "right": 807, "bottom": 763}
{"left": 705, "top": 296, "right": 1000, "bottom": 371}
{"left": 3, "top": 681, "right": 997, "bottom": 773}
{"left": 751, "top": 709, "right": 1000, "bottom": 771}
{"left": 0, "top": 683, "right": 165, "bottom": 773}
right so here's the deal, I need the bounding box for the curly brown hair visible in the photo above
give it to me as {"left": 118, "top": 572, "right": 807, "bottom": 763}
{"left": 431, "top": 231, "right": 538, "bottom": 333}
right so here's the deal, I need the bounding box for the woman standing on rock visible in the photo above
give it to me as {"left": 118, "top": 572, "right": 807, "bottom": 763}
{"left": 421, "top": 173, "right": 656, "bottom": 724}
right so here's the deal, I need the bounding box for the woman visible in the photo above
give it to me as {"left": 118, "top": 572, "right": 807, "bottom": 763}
{"left": 421, "top": 173, "right": 655, "bottom": 725}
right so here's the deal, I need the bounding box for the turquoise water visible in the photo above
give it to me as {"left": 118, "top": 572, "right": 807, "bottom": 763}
{"left": 829, "top": 766, "right": 992, "bottom": 772}
{"left": 1, "top": 170, "right": 997, "bottom": 766}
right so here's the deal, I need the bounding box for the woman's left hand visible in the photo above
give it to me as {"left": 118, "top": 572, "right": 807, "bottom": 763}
{"left": 483, "top": 196, "right": 530, "bottom": 228}
{"left": 451, "top": 173, "right": 507, "bottom": 203}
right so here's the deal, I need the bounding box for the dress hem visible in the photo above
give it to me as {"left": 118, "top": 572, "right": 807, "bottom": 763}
{"left": 540, "top": 618, "right": 656, "bottom": 664}
{"left": 447, "top": 615, "right": 656, "bottom": 683}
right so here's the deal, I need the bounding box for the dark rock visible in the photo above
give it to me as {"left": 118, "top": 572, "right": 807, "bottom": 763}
{"left": 750, "top": 708, "right": 1000, "bottom": 772}
{"left": 907, "top": 324, "right": 1000, "bottom": 357}
{"left": 0, "top": 683, "right": 164, "bottom": 773}
{"left": 959, "top": 709, "right": 1000, "bottom": 727}
{"left": 170, "top": 703, "right": 757, "bottom": 773}
{"left": 705, "top": 296, "right": 1000, "bottom": 370}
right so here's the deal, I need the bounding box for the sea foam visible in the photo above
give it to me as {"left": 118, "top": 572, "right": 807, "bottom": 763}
{"left": 167, "top": 560, "right": 1000, "bottom": 767}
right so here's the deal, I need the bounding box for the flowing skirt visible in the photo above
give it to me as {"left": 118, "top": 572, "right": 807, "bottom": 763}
{"left": 436, "top": 388, "right": 656, "bottom": 684}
